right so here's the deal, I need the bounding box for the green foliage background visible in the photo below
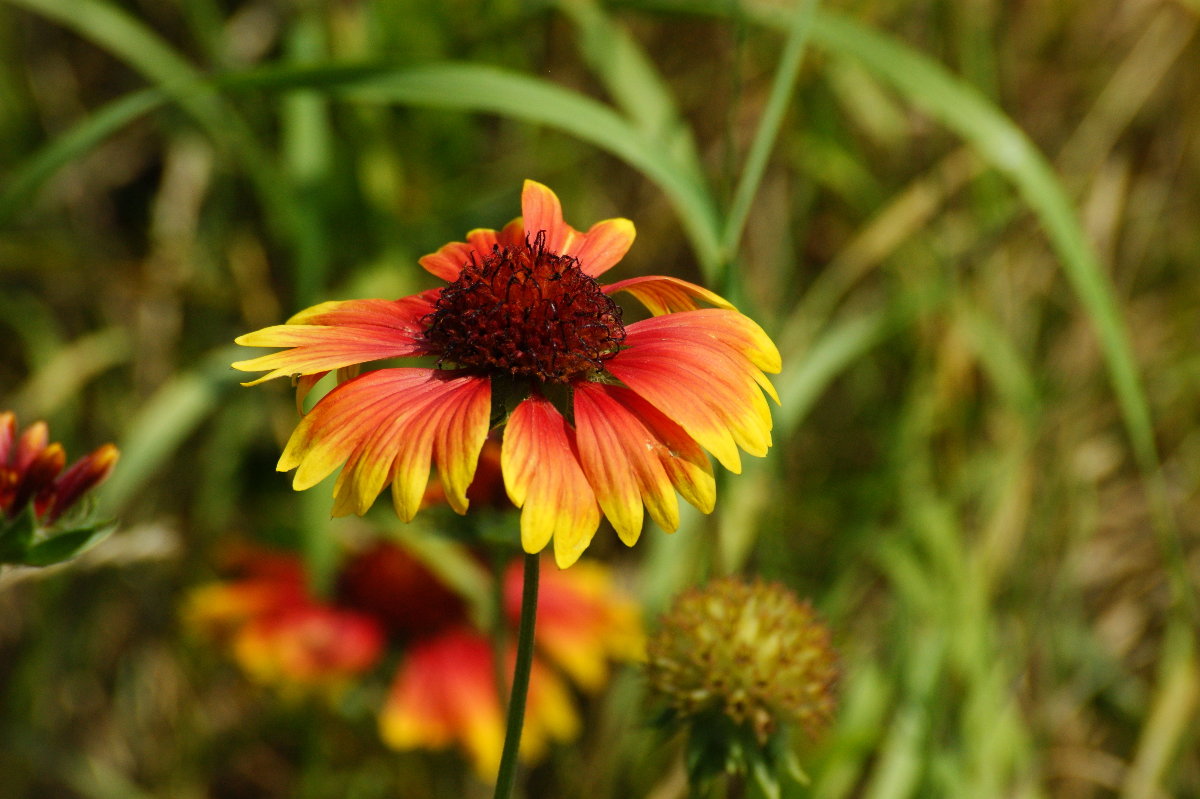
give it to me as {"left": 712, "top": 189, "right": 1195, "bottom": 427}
{"left": 1, "top": 0, "right": 1198, "bottom": 796}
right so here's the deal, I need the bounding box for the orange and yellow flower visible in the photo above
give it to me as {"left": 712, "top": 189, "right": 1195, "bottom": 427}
{"left": 185, "top": 540, "right": 643, "bottom": 776}
{"left": 0, "top": 411, "right": 119, "bottom": 526}
{"left": 234, "top": 181, "right": 780, "bottom": 567}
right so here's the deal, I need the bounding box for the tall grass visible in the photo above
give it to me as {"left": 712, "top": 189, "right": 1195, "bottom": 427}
{"left": 1, "top": 0, "right": 1198, "bottom": 796}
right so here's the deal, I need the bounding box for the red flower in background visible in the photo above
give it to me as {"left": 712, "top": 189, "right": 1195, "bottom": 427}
{"left": 184, "top": 545, "right": 383, "bottom": 696}
{"left": 185, "top": 540, "right": 642, "bottom": 775}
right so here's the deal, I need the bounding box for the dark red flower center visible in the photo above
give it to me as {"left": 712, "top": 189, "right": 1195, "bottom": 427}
{"left": 423, "top": 231, "right": 626, "bottom": 383}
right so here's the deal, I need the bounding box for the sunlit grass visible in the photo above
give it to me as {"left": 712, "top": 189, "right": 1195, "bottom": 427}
{"left": 2, "top": 0, "right": 1198, "bottom": 796}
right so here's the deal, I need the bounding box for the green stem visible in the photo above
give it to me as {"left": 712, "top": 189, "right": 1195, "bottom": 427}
{"left": 492, "top": 552, "right": 540, "bottom": 799}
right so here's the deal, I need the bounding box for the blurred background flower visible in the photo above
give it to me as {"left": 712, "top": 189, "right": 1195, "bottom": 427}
{"left": 183, "top": 538, "right": 643, "bottom": 778}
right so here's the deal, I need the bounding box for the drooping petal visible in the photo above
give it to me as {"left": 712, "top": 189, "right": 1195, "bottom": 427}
{"left": 604, "top": 310, "right": 781, "bottom": 474}
{"left": 567, "top": 218, "right": 636, "bottom": 278}
{"left": 277, "top": 368, "right": 490, "bottom": 521}
{"left": 521, "top": 179, "right": 569, "bottom": 252}
{"left": 611, "top": 386, "right": 716, "bottom": 515}
{"left": 573, "top": 381, "right": 715, "bottom": 545}
{"left": 603, "top": 275, "right": 735, "bottom": 315}
{"left": 233, "top": 293, "right": 438, "bottom": 385}
{"left": 502, "top": 394, "right": 600, "bottom": 568}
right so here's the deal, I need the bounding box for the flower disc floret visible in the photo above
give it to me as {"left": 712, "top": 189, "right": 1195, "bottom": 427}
{"left": 423, "top": 231, "right": 626, "bottom": 383}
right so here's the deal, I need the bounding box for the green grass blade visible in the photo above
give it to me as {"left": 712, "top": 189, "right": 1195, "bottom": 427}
{"left": 797, "top": 6, "right": 1192, "bottom": 619}
{"left": 2, "top": 0, "right": 224, "bottom": 130}
{"left": 97, "top": 347, "right": 243, "bottom": 513}
{"left": 721, "top": 0, "right": 819, "bottom": 272}
{"left": 0, "top": 89, "right": 165, "bottom": 225}
{"left": 2, "top": 0, "right": 313, "bottom": 273}
{"left": 333, "top": 63, "right": 723, "bottom": 274}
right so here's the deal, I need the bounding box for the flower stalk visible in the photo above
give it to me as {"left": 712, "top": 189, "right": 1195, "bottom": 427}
{"left": 493, "top": 552, "right": 540, "bottom": 799}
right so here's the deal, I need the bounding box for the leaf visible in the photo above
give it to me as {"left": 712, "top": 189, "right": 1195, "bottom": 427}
{"left": 21, "top": 521, "right": 117, "bottom": 567}
{"left": 0, "top": 505, "right": 38, "bottom": 564}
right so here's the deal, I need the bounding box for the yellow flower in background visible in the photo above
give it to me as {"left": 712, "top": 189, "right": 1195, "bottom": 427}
{"left": 234, "top": 181, "right": 780, "bottom": 567}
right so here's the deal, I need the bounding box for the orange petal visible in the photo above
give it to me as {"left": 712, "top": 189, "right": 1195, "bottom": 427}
{"left": 603, "top": 275, "right": 735, "bottom": 315}
{"left": 233, "top": 294, "right": 437, "bottom": 385}
{"left": 610, "top": 385, "right": 716, "bottom": 515}
{"left": 502, "top": 394, "right": 600, "bottom": 568}
{"left": 277, "top": 368, "right": 490, "bottom": 521}
{"left": 573, "top": 382, "right": 714, "bottom": 545}
{"left": 420, "top": 218, "right": 527, "bottom": 282}
{"left": 568, "top": 217, "right": 636, "bottom": 278}
{"left": 521, "top": 180, "right": 570, "bottom": 253}
{"left": 604, "top": 310, "right": 780, "bottom": 474}
{"left": 15, "top": 420, "right": 49, "bottom": 471}
{"left": 420, "top": 239, "right": 484, "bottom": 282}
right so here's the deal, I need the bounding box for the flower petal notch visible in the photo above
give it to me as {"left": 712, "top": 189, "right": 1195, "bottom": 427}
{"left": 234, "top": 181, "right": 780, "bottom": 565}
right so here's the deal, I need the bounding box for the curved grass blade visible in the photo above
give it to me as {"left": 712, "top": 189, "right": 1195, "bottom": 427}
{"left": 0, "top": 89, "right": 165, "bottom": 225}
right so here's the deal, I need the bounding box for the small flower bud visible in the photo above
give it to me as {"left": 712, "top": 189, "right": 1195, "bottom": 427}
{"left": 645, "top": 576, "right": 838, "bottom": 744}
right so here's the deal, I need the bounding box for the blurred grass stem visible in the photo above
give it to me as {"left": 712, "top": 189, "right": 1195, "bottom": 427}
{"left": 719, "top": 0, "right": 819, "bottom": 279}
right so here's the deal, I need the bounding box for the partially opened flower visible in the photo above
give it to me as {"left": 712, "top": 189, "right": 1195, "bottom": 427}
{"left": 234, "top": 181, "right": 780, "bottom": 567}
{"left": 0, "top": 411, "right": 119, "bottom": 525}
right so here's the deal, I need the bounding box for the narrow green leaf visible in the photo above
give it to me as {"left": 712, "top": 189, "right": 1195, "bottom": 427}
{"left": 328, "top": 63, "right": 724, "bottom": 276}
{"left": 97, "top": 347, "right": 244, "bottom": 512}
{"left": 0, "top": 89, "right": 164, "bottom": 224}
{"left": 21, "top": 521, "right": 117, "bottom": 567}
{"left": 721, "top": 0, "right": 819, "bottom": 271}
